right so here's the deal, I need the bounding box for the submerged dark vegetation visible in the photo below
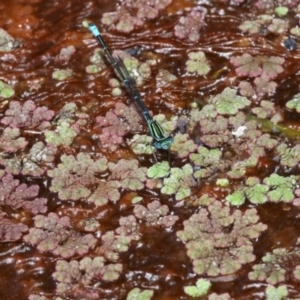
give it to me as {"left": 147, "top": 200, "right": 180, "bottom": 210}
{"left": 1, "top": 0, "right": 300, "bottom": 299}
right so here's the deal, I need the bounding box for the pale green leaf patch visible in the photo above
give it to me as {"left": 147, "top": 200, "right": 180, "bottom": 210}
{"left": 147, "top": 161, "right": 170, "bottom": 179}
{"left": 126, "top": 287, "right": 154, "bottom": 300}
{"left": 184, "top": 278, "right": 211, "bottom": 297}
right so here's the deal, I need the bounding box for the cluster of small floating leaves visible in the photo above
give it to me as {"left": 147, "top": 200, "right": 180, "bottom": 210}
{"left": 133, "top": 200, "right": 179, "bottom": 227}
{"left": 0, "top": 80, "right": 15, "bottom": 98}
{"left": 44, "top": 103, "right": 88, "bottom": 147}
{"left": 248, "top": 241, "right": 300, "bottom": 286}
{"left": 52, "top": 257, "right": 122, "bottom": 298}
{"left": 226, "top": 174, "right": 298, "bottom": 205}
{"left": 55, "top": 45, "right": 76, "bottom": 62}
{"left": 101, "top": 0, "right": 172, "bottom": 32}
{"left": 47, "top": 152, "right": 108, "bottom": 201}
{"left": 0, "top": 172, "right": 47, "bottom": 214}
{"left": 186, "top": 51, "right": 211, "bottom": 76}
{"left": 0, "top": 28, "right": 20, "bottom": 52}
{"left": 239, "top": 14, "right": 289, "bottom": 35}
{"left": 1, "top": 100, "right": 54, "bottom": 129}
{"left": 2, "top": 0, "right": 300, "bottom": 299}
{"left": 177, "top": 201, "right": 267, "bottom": 276}
{"left": 96, "top": 102, "right": 144, "bottom": 151}
{"left": 24, "top": 213, "right": 97, "bottom": 258}
{"left": 174, "top": 8, "right": 207, "bottom": 42}
{"left": 112, "top": 50, "right": 151, "bottom": 87}
{"left": 97, "top": 215, "right": 140, "bottom": 262}
{"left": 230, "top": 54, "right": 285, "bottom": 99}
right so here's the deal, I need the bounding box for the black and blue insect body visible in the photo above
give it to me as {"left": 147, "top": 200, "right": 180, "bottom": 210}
{"left": 88, "top": 23, "right": 174, "bottom": 150}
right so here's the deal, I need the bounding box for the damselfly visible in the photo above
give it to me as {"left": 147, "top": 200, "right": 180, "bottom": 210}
{"left": 88, "top": 22, "right": 173, "bottom": 150}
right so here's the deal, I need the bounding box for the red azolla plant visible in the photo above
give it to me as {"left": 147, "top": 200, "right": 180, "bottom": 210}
{"left": 47, "top": 152, "right": 108, "bottom": 201}
{"left": 23, "top": 213, "right": 97, "bottom": 258}
{"left": 87, "top": 180, "right": 121, "bottom": 206}
{"left": 52, "top": 257, "right": 122, "bottom": 299}
{"left": 239, "top": 14, "right": 289, "bottom": 36}
{"left": 96, "top": 103, "right": 143, "bottom": 151}
{"left": 1, "top": 100, "right": 54, "bottom": 129}
{"left": 238, "top": 75, "right": 277, "bottom": 98}
{"left": 55, "top": 45, "right": 76, "bottom": 63}
{"left": 230, "top": 54, "right": 284, "bottom": 98}
{"left": 174, "top": 8, "right": 207, "bottom": 42}
{"left": 0, "top": 210, "right": 28, "bottom": 242}
{"left": 133, "top": 200, "right": 179, "bottom": 227}
{"left": 0, "top": 169, "right": 46, "bottom": 242}
{"left": 97, "top": 215, "right": 140, "bottom": 261}
{"left": 170, "top": 133, "right": 197, "bottom": 158}
{"left": 177, "top": 201, "right": 267, "bottom": 276}
{"left": 108, "top": 158, "right": 147, "bottom": 190}
{"left": 230, "top": 54, "right": 284, "bottom": 79}
{"left": 101, "top": 0, "right": 172, "bottom": 32}
{"left": 0, "top": 128, "right": 28, "bottom": 153}
{"left": 0, "top": 141, "right": 57, "bottom": 176}
{"left": 0, "top": 171, "right": 47, "bottom": 214}
{"left": 249, "top": 247, "right": 300, "bottom": 285}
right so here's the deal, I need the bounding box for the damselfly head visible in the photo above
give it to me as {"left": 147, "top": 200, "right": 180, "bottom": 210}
{"left": 154, "top": 136, "right": 174, "bottom": 150}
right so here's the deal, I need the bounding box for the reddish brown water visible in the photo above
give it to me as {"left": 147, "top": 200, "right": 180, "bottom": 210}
{"left": 1, "top": 0, "right": 300, "bottom": 299}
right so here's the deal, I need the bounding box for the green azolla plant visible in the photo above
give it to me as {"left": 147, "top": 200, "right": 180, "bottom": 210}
{"left": 226, "top": 177, "right": 269, "bottom": 206}
{"left": 111, "top": 50, "right": 151, "bottom": 87}
{"left": 128, "top": 134, "right": 155, "bottom": 155}
{"left": 126, "top": 288, "right": 154, "bottom": 300}
{"left": 1, "top": 142, "right": 57, "bottom": 176}
{"left": 275, "top": 6, "right": 289, "bottom": 17}
{"left": 184, "top": 278, "right": 211, "bottom": 297}
{"left": 0, "top": 80, "right": 15, "bottom": 98}
{"left": 153, "top": 114, "right": 177, "bottom": 135}
{"left": 248, "top": 248, "right": 293, "bottom": 285}
{"left": 186, "top": 51, "right": 211, "bottom": 76}
{"left": 190, "top": 145, "right": 222, "bottom": 179}
{"left": 276, "top": 143, "right": 300, "bottom": 167}
{"left": 227, "top": 174, "right": 298, "bottom": 205}
{"left": 0, "top": 128, "right": 28, "bottom": 153}
{"left": 265, "top": 285, "right": 288, "bottom": 300}
{"left": 161, "top": 164, "right": 195, "bottom": 200}
{"left": 209, "top": 87, "right": 251, "bottom": 115}
{"left": 45, "top": 121, "right": 77, "bottom": 146}
{"left": 147, "top": 161, "right": 170, "bottom": 179}
{"left": 239, "top": 15, "right": 276, "bottom": 35}
{"left": 52, "top": 68, "right": 73, "bottom": 80}
{"left": 86, "top": 49, "right": 106, "bottom": 74}
{"left": 216, "top": 178, "right": 229, "bottom": 187}
{"left": 263, "top": 174, "right": 297, "bottom": 203}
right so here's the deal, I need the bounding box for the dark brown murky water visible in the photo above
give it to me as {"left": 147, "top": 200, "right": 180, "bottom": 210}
{"left": 1, "top": 0, "right": 300, "bottom": 299}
